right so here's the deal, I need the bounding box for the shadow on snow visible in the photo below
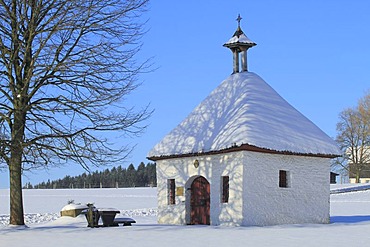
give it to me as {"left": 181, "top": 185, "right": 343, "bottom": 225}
{"left": 330, "top": 215, "right": 370, "bottom": 224}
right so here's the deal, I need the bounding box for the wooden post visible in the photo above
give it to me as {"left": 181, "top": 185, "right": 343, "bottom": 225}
{"left": 233, "top": 50, "right": 239, "bottom": 73}
{"left": 241, "top": 50, "right": 248, "bottom": 71}
{"left": 86, "top": 203, "right": 99, "bottom": 227}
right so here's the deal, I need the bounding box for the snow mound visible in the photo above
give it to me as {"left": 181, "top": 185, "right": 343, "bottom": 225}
{"left": 0, "top": 213, "right": 59, "bottom": 227}
{"left": 148, "top": 72, "right": 340, "bottom": 158}
{"left": 331, "top": 184, "right": 370, "bottom": 194}
{"left": 121, "top": 208, "right": 157, "bottom": 217}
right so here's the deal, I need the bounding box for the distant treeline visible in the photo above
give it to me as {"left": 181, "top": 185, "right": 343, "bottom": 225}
{"left": 24, "top": 162, "right": 156, "bottom": 189}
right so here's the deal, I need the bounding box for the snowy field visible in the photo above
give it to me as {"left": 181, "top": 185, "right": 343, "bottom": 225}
{"left": 1, "top": 185, "right": 370, "bottom": 247}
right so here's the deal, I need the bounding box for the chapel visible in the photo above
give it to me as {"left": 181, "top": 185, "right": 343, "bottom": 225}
{"left": 147, "top": 15, "right": 340, "bottom": 226}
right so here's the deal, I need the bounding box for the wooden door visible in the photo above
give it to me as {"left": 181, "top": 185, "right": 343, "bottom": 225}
{"left": 190, "top": 176, "right": 210, "bottom": 225}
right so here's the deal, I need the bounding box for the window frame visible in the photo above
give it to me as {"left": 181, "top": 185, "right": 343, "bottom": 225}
{"left": 221, "top": 176, "right": 229, "bottom": 203}
{"left": 167, "top": 179, "right": 176, "bottom": 205}
{"left": 279, "top": 170, "right": 290, "bottom": 188}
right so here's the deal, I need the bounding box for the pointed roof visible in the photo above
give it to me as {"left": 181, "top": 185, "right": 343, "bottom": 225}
{"left": 224, "top": 32, "right": 256, "bottom": 47}
{"left": 147, "top": 72, "right": 340, "bottom": 160}
{"left": 223, "top": 14, "right": 256, "bottom": 49}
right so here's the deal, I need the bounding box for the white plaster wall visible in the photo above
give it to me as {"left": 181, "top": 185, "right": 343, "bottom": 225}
{"left": 242, "top": 151, "right": 330, "bottom": 226}
{"left": 156, "top": 158, "right": 187, "bottom": 225}
{"left": 156, "top": 151, "right": 330, "bottom": 226}
{"left": 212, "top": 152, "right": 244, "bottom": 226}
{"left": 156, "top": 156, "right": 213, "bottom": 225}
{"left": 156, "top": 152, "right": 244, "bottom": 226}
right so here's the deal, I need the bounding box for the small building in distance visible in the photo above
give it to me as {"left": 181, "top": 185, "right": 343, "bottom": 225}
{"left": 349, "top": 163, "right": 370, "bottom": 183}
{"left": 147, "top": 16, "right": 340, "bottom": 226}
{"left": 346, "top": 146, "right": 370, "bottom": 183}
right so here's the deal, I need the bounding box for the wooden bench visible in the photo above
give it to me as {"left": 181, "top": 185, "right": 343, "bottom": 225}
{"left": 113, "top": 217, "right": 136, "bottom": 226}
{"left": 82, "top": 207, "right": 136, "bottom": 227}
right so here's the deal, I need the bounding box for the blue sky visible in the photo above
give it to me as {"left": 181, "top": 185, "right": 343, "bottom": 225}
{"left": 1, "top": 0, "right": 370, "bottom": 188}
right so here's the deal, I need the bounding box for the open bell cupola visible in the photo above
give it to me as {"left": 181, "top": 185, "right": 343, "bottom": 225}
{"left": 223, "top": 14, "right": 256, "bottom": 74}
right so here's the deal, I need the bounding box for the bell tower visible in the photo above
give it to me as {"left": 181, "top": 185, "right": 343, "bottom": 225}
{"left": 223, "top": 15, "right": 256, "bottom": 74}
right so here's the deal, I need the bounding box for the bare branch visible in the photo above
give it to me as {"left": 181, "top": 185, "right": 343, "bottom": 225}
{"left": 336, "top": 91, "right": 370, "bottom": 183}
{"left": 0, "top": 0, "right": 151, "bottom": 225}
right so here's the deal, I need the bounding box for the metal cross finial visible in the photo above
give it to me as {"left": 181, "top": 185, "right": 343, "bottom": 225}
{"left": 236, "top": 14, "right": 242, "bottom": 27}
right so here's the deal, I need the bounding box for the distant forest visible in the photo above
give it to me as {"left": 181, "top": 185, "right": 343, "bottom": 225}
{"left": 24, "top": 162, "right": 156, "bottom": 189}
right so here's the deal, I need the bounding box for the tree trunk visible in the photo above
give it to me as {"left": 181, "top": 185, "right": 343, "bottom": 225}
{"left": 9, "top": 105, "right": 26, "bottom": 225}
{"left": 356, "top": 170, "right": 360, "bottom": 183}
{"left": 9, "top": 156, "right": 25, "bottom": 225}
{"left": 0, "top": 0, "right": 150, "bottom": 226}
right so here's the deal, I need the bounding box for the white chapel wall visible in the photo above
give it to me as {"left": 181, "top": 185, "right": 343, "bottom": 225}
{"left": 156, "top": 158, "right": 187, "bottom": 225}
{"left": 210, "top": 152, "right": 244, "bottom": 226}
{"left": 242, "top": 151, "right": 331, "bottom": 226}
{"left": 156, "top": 152, "right": 244, "bottom": 225}
{"left": 156, "top": 156, "right": 211, "bottom": 225}
{"left": 156, "top": 150, "right": 331, "bottom": 226}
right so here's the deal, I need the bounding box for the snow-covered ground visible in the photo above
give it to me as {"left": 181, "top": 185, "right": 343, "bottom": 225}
{"left": 0, "top": 187, "right": 157, "bottom": 225}
{"left": 1, "top": 185, "right": 370, "bottom": 246}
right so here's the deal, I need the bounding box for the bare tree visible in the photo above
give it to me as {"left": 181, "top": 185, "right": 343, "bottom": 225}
{"left": 336, "top": 92, "right": 370, "bottom": 183}
{"left": 0, "top": 0, "right": 151, "bottom": 225}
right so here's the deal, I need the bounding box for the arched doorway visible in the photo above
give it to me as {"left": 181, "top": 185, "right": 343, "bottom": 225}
{"left": 190, "top": 176, "right": 210, "bottom": 225}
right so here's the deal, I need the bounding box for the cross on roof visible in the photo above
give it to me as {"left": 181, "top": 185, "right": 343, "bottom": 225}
{"left": 236, "top": 14, "right": 242, "bottom": 27}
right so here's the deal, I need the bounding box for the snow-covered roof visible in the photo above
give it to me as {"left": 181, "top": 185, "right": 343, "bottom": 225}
{"left": 224, "top": 32, "right": 256, "bottom": 46}
{"left": 61, "top": 203, "right": 88, "bottom": 211}
{"left": 148, "top": 72, "right": 340, "bottom": 159}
